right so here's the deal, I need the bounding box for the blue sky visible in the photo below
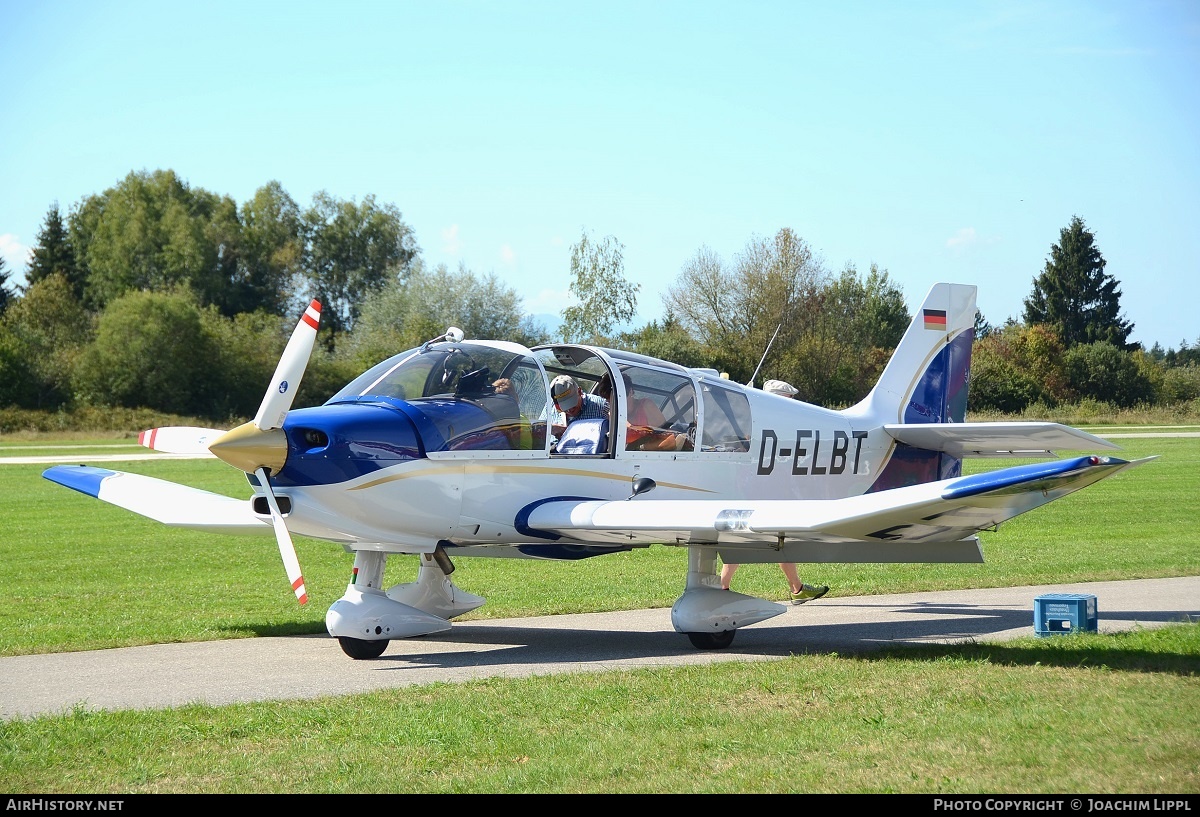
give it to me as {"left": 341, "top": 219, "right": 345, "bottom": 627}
{"left": 2, "top": 1, "right": 1197, "bottom": 350}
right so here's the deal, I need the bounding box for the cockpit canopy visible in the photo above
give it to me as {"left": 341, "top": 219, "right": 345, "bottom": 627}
{"left": 329, "top": 341, "right": 548, "bottom": 452}
{"left": 327, "top": 338, "right": 753, "bottom": 456}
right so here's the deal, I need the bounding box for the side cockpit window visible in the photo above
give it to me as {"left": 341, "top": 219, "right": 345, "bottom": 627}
{"left": 700, "top": 383, "right": 751, "bottom": 453}
{"left": 532, "top": 346, "right": 613, "bottom": 457}
{"left": 619, "top": 366, "right": 697, "bottom": 453}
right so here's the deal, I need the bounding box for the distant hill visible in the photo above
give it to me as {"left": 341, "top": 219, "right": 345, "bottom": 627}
{"left": 528, "top": 313, "right": 558, "bottom": 333}
{"left": 523, "top": 313, "right": 647, "bottom": 344}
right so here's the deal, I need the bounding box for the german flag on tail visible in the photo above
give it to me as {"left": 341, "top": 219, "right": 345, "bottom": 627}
{"left": 923, "top": 309, "right": 947, "bottom": 331}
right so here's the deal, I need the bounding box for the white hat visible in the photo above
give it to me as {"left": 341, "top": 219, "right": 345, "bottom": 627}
{"left": 763, "top": 379, "right": 798, "bottom": 397}
{"left": 550, "top": 375, "right": 581, "bottom": 411}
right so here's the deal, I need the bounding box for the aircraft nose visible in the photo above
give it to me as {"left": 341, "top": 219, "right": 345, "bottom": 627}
{"left": 269, "top": 401, "right": 425, "bottom": 487}
{"left": 208, "top": 421, "right": 289, "bottom": 474}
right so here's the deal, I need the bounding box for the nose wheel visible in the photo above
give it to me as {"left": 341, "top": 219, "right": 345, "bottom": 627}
{"left": 337, "top": 636, "right": 389, "bottom": 660}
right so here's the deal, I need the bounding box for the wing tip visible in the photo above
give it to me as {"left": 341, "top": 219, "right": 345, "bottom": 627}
{"left": 42, "top": 464, "right": 116, "bottom": 498}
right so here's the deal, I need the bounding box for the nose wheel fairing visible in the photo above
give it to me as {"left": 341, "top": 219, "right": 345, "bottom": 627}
{"left": 325, "top": 548, "right": 486, "bottom": 658}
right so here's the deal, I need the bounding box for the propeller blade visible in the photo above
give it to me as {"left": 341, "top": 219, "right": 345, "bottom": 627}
{"left": 256, "top": 467, "right": 308, "bottom": 605}
{"left": 253, "top": 299, "right": 322, "bottom": 432}
{"left": 138, "top": 426, "right": 224, "bottom": 455}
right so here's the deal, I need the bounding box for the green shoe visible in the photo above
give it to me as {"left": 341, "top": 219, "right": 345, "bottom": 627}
{"left": 791, "top": 584, "right": 829, "bottom": 605}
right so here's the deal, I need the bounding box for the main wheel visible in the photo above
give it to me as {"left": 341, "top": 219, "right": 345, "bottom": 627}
{"left": 338, "top": 636, "right": 389, "bottom": 660}
{"left": 687, "top": 630, "right": 736, "bottom": 650}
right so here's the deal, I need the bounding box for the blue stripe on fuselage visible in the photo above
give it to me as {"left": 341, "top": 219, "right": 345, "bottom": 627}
{"left": 514, "top": 495, "right": 605, "bottom": 541}
{"left": 867, "top": 443, "right": 959, "bottom": 493}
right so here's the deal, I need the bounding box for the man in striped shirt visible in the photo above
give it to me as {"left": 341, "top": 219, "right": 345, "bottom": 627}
{"left": 543, "top": 374, "right": 609, "bottom": 449}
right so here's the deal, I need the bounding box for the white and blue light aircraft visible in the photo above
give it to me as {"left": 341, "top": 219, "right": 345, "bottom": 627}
{"left": 43, "top": 283, "right": 1151, "bottom": 659}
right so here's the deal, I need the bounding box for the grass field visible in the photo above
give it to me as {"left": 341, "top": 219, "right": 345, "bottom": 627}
{"left": 1, "top": 428, "right": 1197, "bottom": 793}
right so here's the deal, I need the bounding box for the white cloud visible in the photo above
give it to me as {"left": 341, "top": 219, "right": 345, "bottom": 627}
{"left": 499, "top": 244, "right": 516, "bottom": 266}
{"left": 440, "top": 224, "right": 461, "bottom": 255}
{"left": 523, "top": 287, "right": 573, "bottom": 315}
{"left": 0, "top": 233, "right": 31, "bottom": 270}
{"left": 946, "top": 227, "right": 978, "bottom": 249}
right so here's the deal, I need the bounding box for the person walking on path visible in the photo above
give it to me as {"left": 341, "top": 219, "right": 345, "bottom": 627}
{"left": 721, "top": 378, "right": 829, "bottom": 605}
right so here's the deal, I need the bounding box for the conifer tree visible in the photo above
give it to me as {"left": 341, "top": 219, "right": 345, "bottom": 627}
{"left": 0, "top": 256, "right": 14, "bottom": 316}
{"left": 27, "top": 203, "right": 83, "bottom": 299}
{"left": 1023, "top": 215, "right": 1134, "bottom": 349}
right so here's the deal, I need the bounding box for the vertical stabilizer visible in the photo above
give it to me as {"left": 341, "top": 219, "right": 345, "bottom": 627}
{"left": 844, "top": 283, "right": 977, "bottom": 490}
{"left": 845, "top": 283, "right": 976, "bottom": 425}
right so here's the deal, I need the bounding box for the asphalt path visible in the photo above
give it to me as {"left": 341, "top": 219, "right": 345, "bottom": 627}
{"left": 3, "top": 576, "right": 1196, "bottom": 721}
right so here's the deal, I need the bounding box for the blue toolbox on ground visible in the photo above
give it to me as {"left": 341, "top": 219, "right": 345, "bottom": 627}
{"left": 1034, "top": 593, "right": 1098, "bottom": 636}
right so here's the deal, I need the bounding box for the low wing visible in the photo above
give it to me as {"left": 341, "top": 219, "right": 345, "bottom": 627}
{"left": 522, "top": 456, "right": 1154, "bottom": 560}
{"left": 43, "top": 465, "right": 270, "bottom": 536}
{"left": 883, "top": 422, "right": 1118, "bottom": 458}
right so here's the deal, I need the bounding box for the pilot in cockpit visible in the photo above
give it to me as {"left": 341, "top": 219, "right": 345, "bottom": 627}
{"left": 595, "top": 370, "right": 690, "bottom": 452}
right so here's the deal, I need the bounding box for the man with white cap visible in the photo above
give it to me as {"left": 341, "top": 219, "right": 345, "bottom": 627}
{"left": 763, "top": 379, "right": 799, "bottom": 398}
{"left": 543, "top": 374, "right": 610, "bottom": 448}
{"left": 721, "top": 377, "right": 829, "bottom": 604}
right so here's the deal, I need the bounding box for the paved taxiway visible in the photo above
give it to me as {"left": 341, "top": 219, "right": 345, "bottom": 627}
{"left": 2, "top": 576, "right": 1196, "bottom": 721}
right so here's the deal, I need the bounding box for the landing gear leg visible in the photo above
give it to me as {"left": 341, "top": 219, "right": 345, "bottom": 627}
{"left": 352, "top": 549, "right": 387, "bottom": 591}
{"left": 336, "top": 550, "right": 391, "bottom": 659}
{"left": 386, "top": 544, "right": 485, "bottom": 619}
{"left": 671, "top": 547, "right": 785, "bottom": 650}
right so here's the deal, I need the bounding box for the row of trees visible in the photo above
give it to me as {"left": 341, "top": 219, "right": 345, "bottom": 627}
{"left": 18, "top": 170, "right": 419, "bottom": 344}
{"left": 971, "top": 216, "right": 1199, "bottom": 412}
{"left": 1, "top": 169, "right": 1197, "bottom": 422}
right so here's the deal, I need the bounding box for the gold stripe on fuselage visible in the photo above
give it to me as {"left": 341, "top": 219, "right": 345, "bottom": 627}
{"left": 350, "top": 462, "right": 713, "bottom": 494}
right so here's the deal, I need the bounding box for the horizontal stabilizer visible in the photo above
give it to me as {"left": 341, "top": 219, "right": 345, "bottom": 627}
{"left": 883, "top": 422, "right": 1120, "bottom": 457}
{"left": 43, "top": 465, "right": 271, "bottom": 536}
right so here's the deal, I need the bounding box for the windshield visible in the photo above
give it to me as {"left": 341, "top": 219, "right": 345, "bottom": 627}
{"left": 328, "top": 341, "right": 548, "bottom": 452}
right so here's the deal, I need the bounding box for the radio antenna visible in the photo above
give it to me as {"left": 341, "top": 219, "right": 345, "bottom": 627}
{"left": 747, "top": 323, "right": 781, "bottom": 387}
